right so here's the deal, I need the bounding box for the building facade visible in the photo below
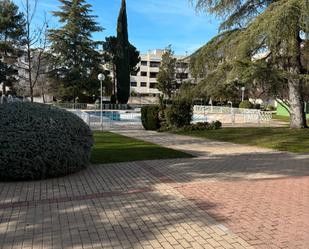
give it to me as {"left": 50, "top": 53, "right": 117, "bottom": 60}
{"left": 129, "top": 49, "right": 192, "bottom": 98}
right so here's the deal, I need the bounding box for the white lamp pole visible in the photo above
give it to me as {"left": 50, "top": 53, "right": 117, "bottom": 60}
{"left": 98, "top": 73, "right": 105, "bottom": 130}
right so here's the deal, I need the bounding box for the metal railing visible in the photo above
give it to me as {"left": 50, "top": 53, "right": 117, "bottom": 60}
{"left": 65, "top": 104, "right": 273, "bottom": 130}
{"left": 193, "top": 105, "right": 273, "bottom": 123}
{"left": 52, "top": 102, "right": 143, "bottom": 110}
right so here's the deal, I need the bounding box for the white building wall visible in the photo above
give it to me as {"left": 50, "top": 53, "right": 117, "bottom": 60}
{"left": 129, "top": 49, "right": 192, "bottom": 97}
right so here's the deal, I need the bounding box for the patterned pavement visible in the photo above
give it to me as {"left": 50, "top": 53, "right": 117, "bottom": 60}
{"left": 0, "top": 130, "right": 308, "bottom": 248}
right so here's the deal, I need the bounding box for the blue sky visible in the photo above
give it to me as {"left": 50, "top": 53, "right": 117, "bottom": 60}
{"left": 14, "top": 0, "right": 220, "bottom": 55}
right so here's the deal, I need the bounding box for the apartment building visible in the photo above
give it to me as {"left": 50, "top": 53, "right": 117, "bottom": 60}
{"left": 129, "top": 49, "right": 192, "bottom": 97}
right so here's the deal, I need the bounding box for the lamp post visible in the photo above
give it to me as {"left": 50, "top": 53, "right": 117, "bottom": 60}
{"left": 241, "top": 87, "right": 245, "bottom": 102}
{"left": 98, "top": 73, "right": 105, "bottom": 130}
{"left": 228, "top": 101, "right": 234, "bottom": 124}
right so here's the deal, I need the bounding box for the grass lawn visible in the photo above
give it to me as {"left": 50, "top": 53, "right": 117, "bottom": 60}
{"left": 176, "top": 127, "right": 309, "bottom": 153}
{"left": 272, "top": 114, "right": 290, "bottom": 123}
{"left": 91, "top": 132, "right": 193, "bottom": 164}
{"left": 273, "top": 114, "right": 309, "bottom": 124}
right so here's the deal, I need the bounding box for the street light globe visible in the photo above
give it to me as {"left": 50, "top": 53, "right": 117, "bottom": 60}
{"left": 98, "top": 73, "right": 105, "bottom": 81}
{"left": 241, "top": 86, "right": 246, "bottom": 91}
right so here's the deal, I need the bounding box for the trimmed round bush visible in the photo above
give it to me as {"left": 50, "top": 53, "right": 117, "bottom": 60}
{"left": 239, "top": 100, "right": 253, "bottom": 109}
{"left": 141, "top": 105, "right": 160, "bottom": 130}
{"left": 0, "top": 102, "right": 93, "bottom": 181}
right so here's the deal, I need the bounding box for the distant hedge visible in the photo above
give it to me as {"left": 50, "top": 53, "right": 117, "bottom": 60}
{"left": 0, "top": 102, "right": 93, "bottom": 181}
{"left": 141, "top": 105, "right": 160, "bottom": 130}
{"left": 239, "top": 100, "right": 253, "bottom": 109}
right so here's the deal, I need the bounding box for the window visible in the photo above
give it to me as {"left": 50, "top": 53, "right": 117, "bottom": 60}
{"left": 150, "top": 61, "right": 160, "bottom": 67}
{"left": 150, "top": 72, "right": 158, "bottom": 78}
{"left": 150, "top": 83, "right": 157, "bottom": 89}
{"left": 131, "top": 71, "right": 137, "bottom": 76}
{"left": 130, "top": 82, "right": 137, "bottom": 87}
{"left": 140, "top": 71, "right": 147, "bottom": 77}
{"left": 141, "top": 61, "right": 147, "bottom": 66}
{"left": 140, "top": 82, "right": 147, "bottom": 87}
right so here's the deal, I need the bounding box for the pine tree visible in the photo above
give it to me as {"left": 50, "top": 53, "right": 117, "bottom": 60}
{"left": 157, "top": 46, "right": 177, "bottom": 99}
{"left": 191, "top": 0, "right": 309, "bottom": 128}
{"left": 48, "top": 0, "right": 103, "bottom": 101}
{"left": 0, "top": 0, "right": 25, "bottom": 94}
{"left": 116, "top": 0, "right": 131, "bottom": 104}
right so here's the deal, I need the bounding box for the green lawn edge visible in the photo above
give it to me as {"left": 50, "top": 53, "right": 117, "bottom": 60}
{"left": 91, "top": 131, "right": 193, "bottom": 164}
{"left": 175, "top": 127, "right": 309, "bottom": 153}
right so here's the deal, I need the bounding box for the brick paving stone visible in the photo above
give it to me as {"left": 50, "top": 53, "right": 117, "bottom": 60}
{"left": 1, "top": 130, "right": 308, "bottom": 248}
{"left": 0, "top": 178, "right": 250, "bottom": 249}
{"left": 173, "top": 178, "right": 309, "bottom": 249}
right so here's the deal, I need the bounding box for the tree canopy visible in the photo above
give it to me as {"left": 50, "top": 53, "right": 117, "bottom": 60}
{"left": 48, "top": 0, "right": 104, "bottom": 101}
{"left": 157, "top": 46, "right": 177, "bottom": 99}
{"left": 116, "top": 0, "right": 131, "bottom": 104}
{"left": 190, "top": 0, "right": 309, "bottom": 128}
{"left": 0, "top": 0, "right": 25, "bottom": 94}
{"left": 103, "top": 35, "right": 140, "bottom": 102}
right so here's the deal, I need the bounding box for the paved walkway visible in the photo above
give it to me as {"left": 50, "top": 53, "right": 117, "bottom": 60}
{"left": 113, "top": 130, "right": 309, "bottom": 249}
{"left": 0, "top": 130, "right": 308, "bottom": 249}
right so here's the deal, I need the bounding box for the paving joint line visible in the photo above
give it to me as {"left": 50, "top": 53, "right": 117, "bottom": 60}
{"left": 0, "top": 187, "right": 153, "bottom": 210}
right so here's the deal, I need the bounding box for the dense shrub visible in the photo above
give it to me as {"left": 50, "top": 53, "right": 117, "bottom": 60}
{"left": 239, "top": 100, "right": 253, "bottom": 109}
{"left": 166, "top": 100, "right": 192, "bottom": 128}
{"left": 181, "top": 121, "right": 222, "bottom": 131}
{"left": 0, "top": 102, "right": 93, "bottom": 181}
{"left": 141, "top": 105, "right": 160, "bottom": 130}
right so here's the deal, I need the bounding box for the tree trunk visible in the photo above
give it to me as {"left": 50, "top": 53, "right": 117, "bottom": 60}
{"left": 288, "top": 77, "right": 306, "bottom": 128}
{"left": 30, "top": 87, "right": 34, "bottom": 103}
{"left": 2, "top": 83, "right": 6, "bottom": 95}
{"left": 287, "top": 29, "right": 307, "bottom": 129}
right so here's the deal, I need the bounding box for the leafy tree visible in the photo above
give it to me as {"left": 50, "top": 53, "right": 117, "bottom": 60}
{"left": 116, "top": 0, "right": 131, "bottom": 104}
{"left": 190, "top": 0, "right": 309, "bottom": 128}
{"left": 157, "top": 46, "right": 177, "bottom": 99}
{"left": 48, "top": 0, "right": 104, "bottom": 101}
{"left": 18, "top": 0, "right": 49, "bottom": 102}
{"left": 0, "top": 0, "right": 25, "bottom": 94}
{"left": 103, "top": 35, "right": 140, "bottom": 103}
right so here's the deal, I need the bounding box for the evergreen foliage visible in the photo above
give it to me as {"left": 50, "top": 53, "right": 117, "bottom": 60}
{"left": 190, "top": 0, "right": 309, "bottom": 128}
{"left": 48, "top": 0, "right": 104, "bottom": 101}
{"left": 0, "top": 0, "right": 25, "bottom": 94}
{"left": 166, "top": 100, "right": 192, "bottom": 128}
{"left": 103, "top": 35, "right": 140, "bottom": 103}
{"left": 141, "top": 105, "right": 161, "bottom": 130}
{"left": 239, "top": 100, "right": 253, "bottom": 109}
{"left": 0, "top": 102, "right": 93, "bottom": 181}
{"left": 157, "top": 46, "right": 177, "bottom": 99}
{"left": 116, "top": 0, "right": 131, "bottom": 104}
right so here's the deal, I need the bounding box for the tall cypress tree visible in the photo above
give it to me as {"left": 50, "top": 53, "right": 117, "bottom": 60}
{"left": 116, "top": 0, "right": 131, "bottom": 104}
{"left": 0, "top": 0, "right": 25, "bottom": 94}
{"left": 48, "top": 0, "right": 103, "bottom": 101}
{"left": 103, "top": 35, "right": 140, "bottom": 103}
